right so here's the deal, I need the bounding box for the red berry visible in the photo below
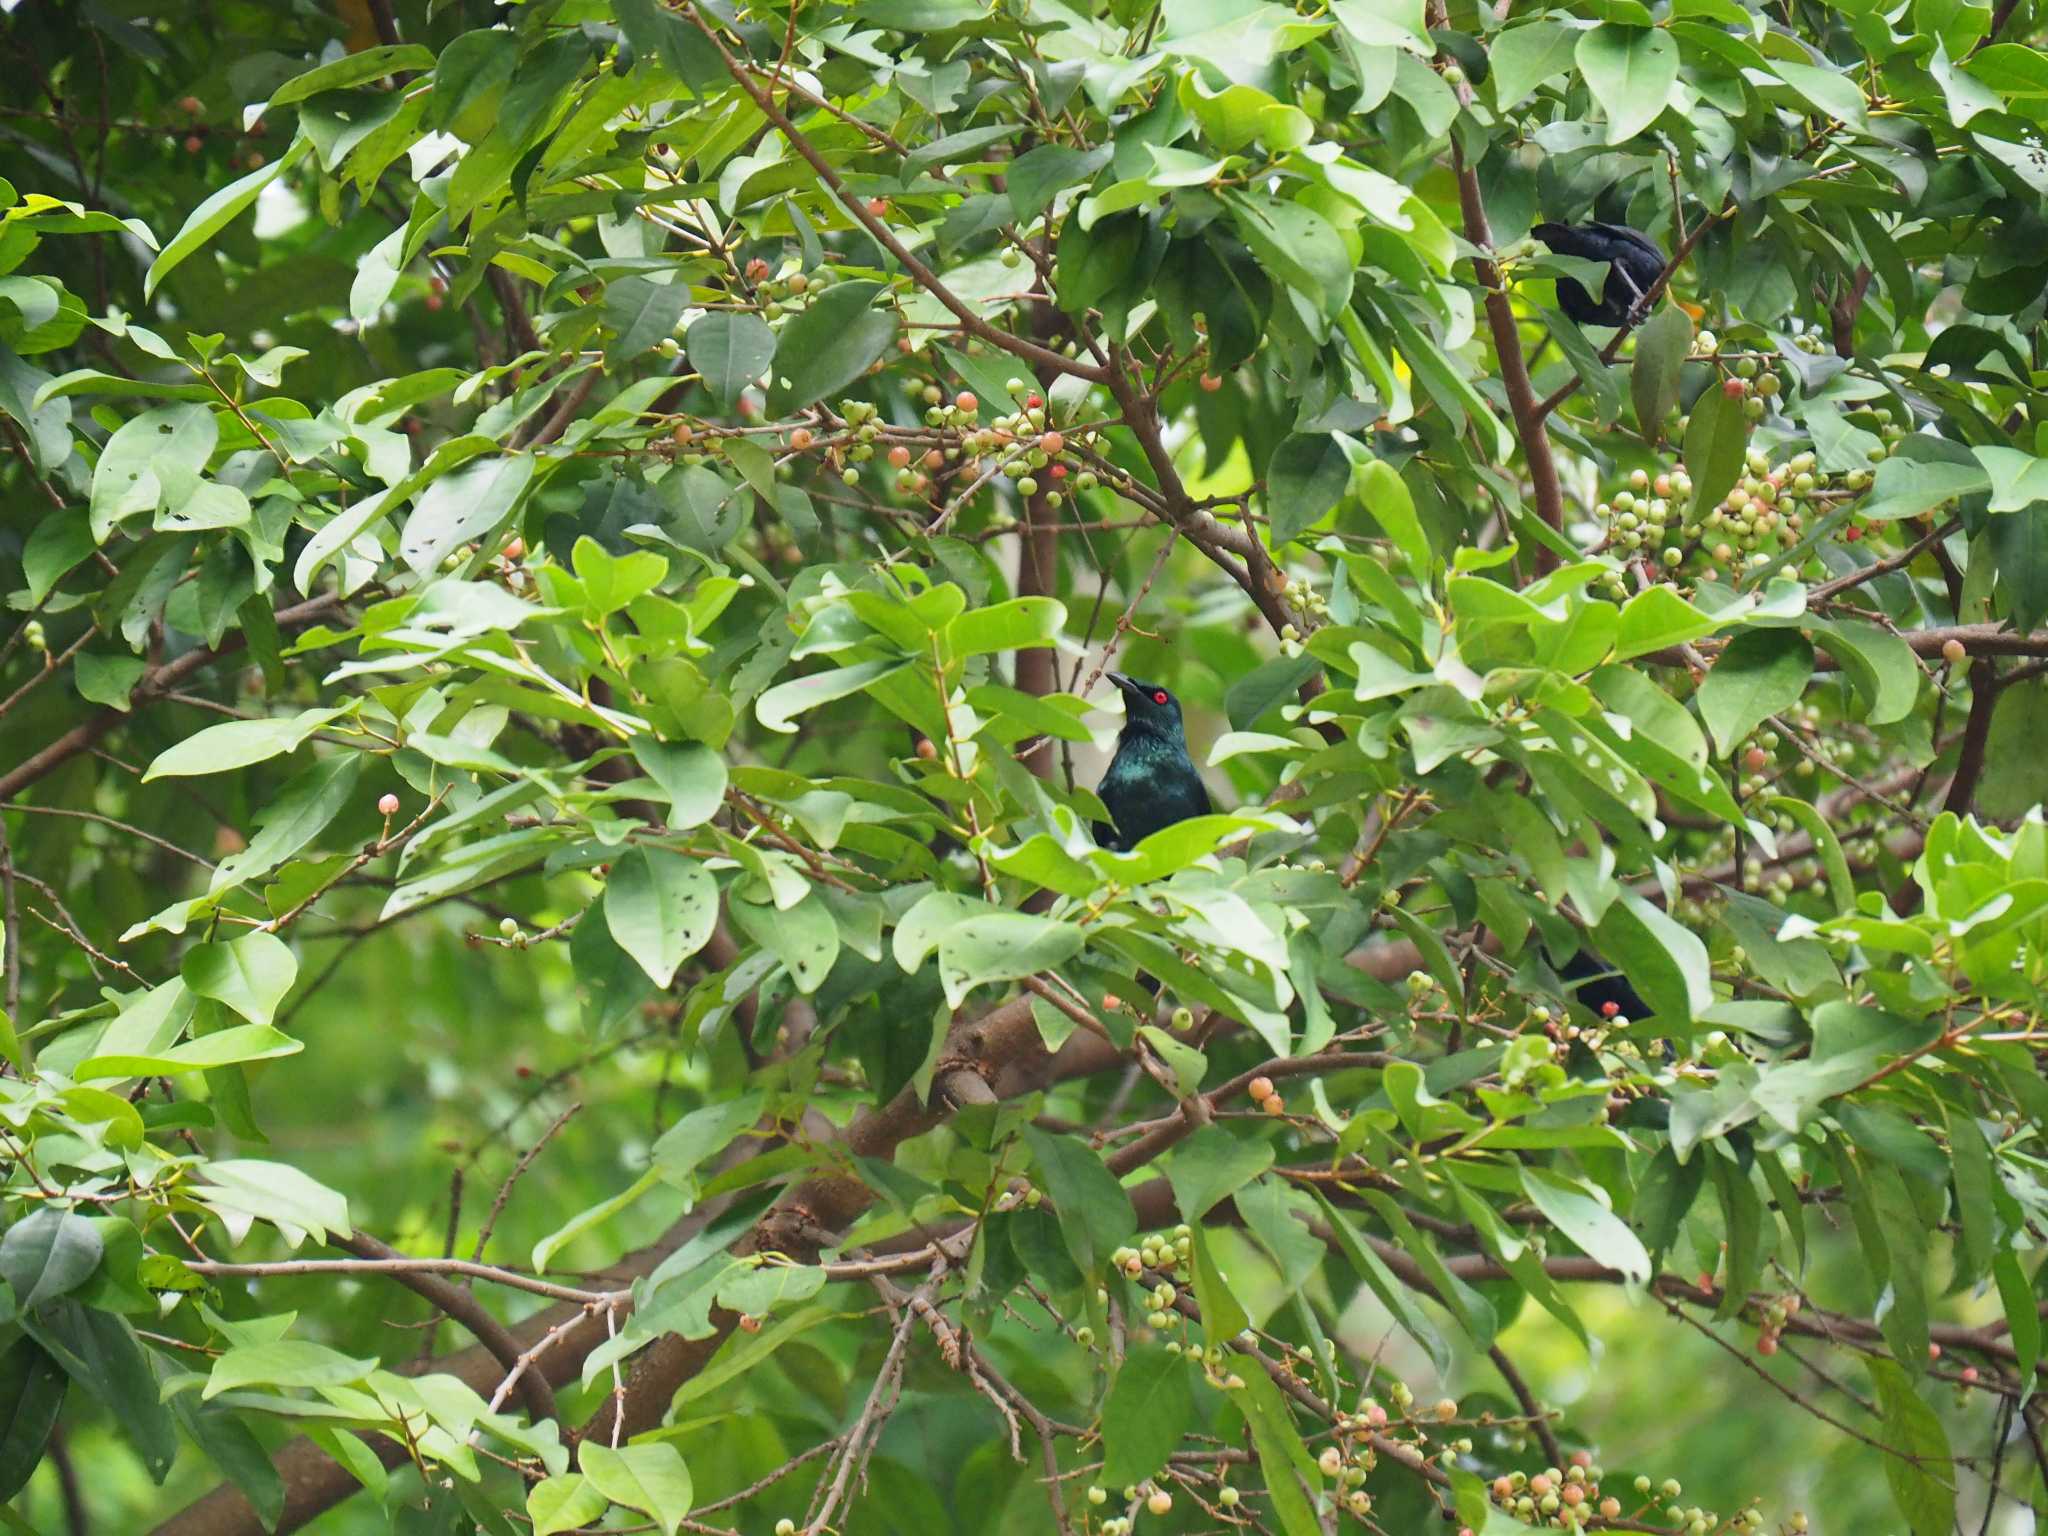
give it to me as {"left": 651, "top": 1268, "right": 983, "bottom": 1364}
{"left": 1845, "top": 524, "right": 1863, "bottom": 541}
{"left": 1049, "top": 463, "right": 1067, "bottom": 479}
{"left": 183, "top": 134, "right": 204, "bottom": 155}
{"left": 1026, "top": 393, "right": 1043, "bottom": 409}
{"left": 1601, "top": 1001, "right": 1620, "bottom": 1018}
{"left": 866, "top": 197, "right": 889, "bottom": 217}
{"left": 1200, "top": 374, "right": 1222, "bottom": 392}
{"left": 955, "top": 391, "right": 977, "bottom": 412}
{"left": 1722, "top": 377, "right": 1746, "bottom": 399}
{"left": 887, "top": 444, "right": 911, "bottom": 468}
{"left": 1040, "top": 431, "right": 1064, "bottom": 454}
{"left": 424, "top": 293, "right": 443, "bottom": 311}
{"left": 1758, "top": 1333, "right": 1779, "bottom": 1355}
{"left": 502, "top": 538, "right": 525, "bottom": 561}
{"left": 1744, "top": 747, "right": 1770, "bottom": 771}
{"left": 1961, "top": 1366, "right": 1979, "bottom": 1384}
{"left": 1929, "top": 1342, "right": 1943, "bottom": 1360}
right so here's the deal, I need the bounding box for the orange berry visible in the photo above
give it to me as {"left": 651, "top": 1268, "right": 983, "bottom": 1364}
{"left": 502, "top": 538, "right": 525, "bottom": 561}
{"left": 183, "top": 134, "right": 204, "bottom": 154}
{"left": 955, "top": 391, "right": 977, "bottom": 412}
{"left": 866, "top": 197, "right": 889, "bottom": 216}
{"left": 1248, "top": 1075, "right": 1275, "bottom": 1101}
{"left": 914, "top": 737, "right": 937, "bottom": 760}
{"left": 1261, "top": 1096, "right": 1285, "bottom": 1116}
{"left": 1199, "top": 374, "right": 1222, "bottom": 392}
{"left": 1040, "top": 431, "right": 1064, "bottom": 454}
{"left": 888, "top": 445, "right": 911, "bottom": 468}
{"left": 924, "top": 449, "right": 943, "bottom": 470}
{"left": 790, "top": 427, "right": 814, "bottom": 449}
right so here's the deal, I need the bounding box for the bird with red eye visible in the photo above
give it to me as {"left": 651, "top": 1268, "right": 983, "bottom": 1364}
{"left": 1093, "top": 673, "right": 1212, "bottom": 851}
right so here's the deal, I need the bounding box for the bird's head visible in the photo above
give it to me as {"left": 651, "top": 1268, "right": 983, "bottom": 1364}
{"left": 1109, "top": 673, "right": 1185, "bottom": 738}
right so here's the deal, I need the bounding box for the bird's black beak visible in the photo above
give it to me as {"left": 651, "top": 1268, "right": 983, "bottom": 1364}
{"left": 1107, "top": 672, "right": 1142, "bottom": 699}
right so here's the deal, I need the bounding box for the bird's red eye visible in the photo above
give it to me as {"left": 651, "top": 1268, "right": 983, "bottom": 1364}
{"left": 1152, "top": 690, "right": 1168, "bottom": 705}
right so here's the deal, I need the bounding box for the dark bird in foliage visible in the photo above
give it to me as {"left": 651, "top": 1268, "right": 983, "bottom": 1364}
{"left": 1559, "top": 948, "right": 1651, "bottom": 1023}
{"left": 1532, "top": 221, "right": 1666, "bottom": 328}
{"left": 1094, "top": 674, "right": 1211, "bottom": 851}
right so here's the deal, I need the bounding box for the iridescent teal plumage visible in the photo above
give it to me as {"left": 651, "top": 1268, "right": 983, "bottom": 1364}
{"left": 1094, "top": 674, "right": 1211, "bottom": 851}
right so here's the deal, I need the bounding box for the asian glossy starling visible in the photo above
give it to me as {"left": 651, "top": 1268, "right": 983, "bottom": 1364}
{"left": 1532, "top": 221, "right": 1666, "bottom": 328}
{"left": 1559, "top": 948, "right": 1651, "bottom": 1023}
{"left": 1094, "top": 674, "right": 1211, "bottom": 851}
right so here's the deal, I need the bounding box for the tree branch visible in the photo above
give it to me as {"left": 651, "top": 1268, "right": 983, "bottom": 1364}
{"left": 1452, "top": 140, "right": 1564, "bottom": 572}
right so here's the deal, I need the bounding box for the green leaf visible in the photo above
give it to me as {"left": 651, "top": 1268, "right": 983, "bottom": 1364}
{"left": 1868, "top": 1358, "right": 1957, "bottom": 1536}
{"left": 527, "top": 1474, "right": 611, "bottom": 1536}
{"left": 730, "top": 889, "right": 839, "bottom": 994}
{"left": 1576, "top": 25, "right": 1678, "bottom": 143}
{"left": 1266, "top": 433, "right": 1353, "bottom": 546}
{"left": 1696, "top": 628, "right": 1813, "bottom": 757}
{"left": 74, "top": 651, "right": 148, "bottom": 711}
{"left": 1008, "top": 144, "right": 1111, "bottom": 223}
{"left": 767, "top": 281, "right": 899, "bottom": 413}
{"left": 573, "top": 535, "right": 669, "bottom": 615}
{"left": 685, "top": 312, "right": 776, "bottom": 408}
{"left": 1101, "top": 1349, "right": 1195, "bottom": 1486}
{"left": 75, "top": 1024, "right": 302, "bottom": 1080}
{"left": 1228, "top": 1363, "right": 1322, "bottom": 1536}
{"left": 1311, "top": 1189, "right": 1451, "bottom": 1373}
{"left": 0, "top": 1338, "right": 66, "bottom": 1501}
{"left": 1630, "top": 303, "right": 1691, "bottom": 440}
{"left": 604, "top": 847, "right": 718, "bottom": 988}
{"left": 267, "top": 44, "right": 435, "bottom": 107}
{"left": 938, "top": 913, "right": 1085, "bottom": 1007}
{"left": 193, "top": 1160, "right": 352, "bottom": 1245}
{"left": 945, "top": 596, "right": 1066, "bottom": 659}
{"left": 1354, "top": 457, "right": 1430, "bottom": 574}
{"left": 603, "top": 277, "right": 690, "bottom": 368}
{"left": 1491, "top": 19, "right": 1582, "bottom": 109}
{"left": 89, "top": 401, "right": 217, "bottom": 543}
{"left": 145, "top": 137, "right": 310, "bottom": 298}
{"left": 142, "top": 707, "right": 345, "bottom": 781}
{"left": 1592, "top": 890, "right": 1713, "bottom": 1022}
{"left": 1682, "top": 381, "right": 1750, "bottom": 519}
{"left": 756, "top": 658, "right": 910, "bottom": 733}
{"left": 210, "top": 755, "right": 365, "bottom": 895}
{"left": 398, "top": 453, "right": 535, "bottom": 575}
{"left": 579, "top": 1442, "right": 694, "bottom": 1536}
{"left": 1167, "top": 1124, "right": 1274, "bottom": 1220}
{"left": 1614, "top": 585, "right": 1717, "bottom": 659}
{"left": 1023, "top": 1124, "right": 1136, "bottom": 1278}
{"left": 23, "top": 515, "right": 94, "bottom": 606}
{"left": 203, "top": 1341, "right": 374, "bottom": 1399}
{"left": 631, "top": 737, "right": 728, "bottom": 829}
{"left": 1520, "top": 1166, "right": 1652, "bottom": 1282}
{"left": 182, "top": 932, "right": 299, "bottom": 1026}
{"left": 1994, "top": 1251, "right": 2039, "bottom": 1401}
{"left": 0, "top": 1211, "right": 103, "bottom": 1310}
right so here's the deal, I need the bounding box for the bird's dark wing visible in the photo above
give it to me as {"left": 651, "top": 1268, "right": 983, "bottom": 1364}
{"left": 1092, "top": 819, "right": 1123, "bottom": 852}
{"left": 1589, "top": 222, "right": 1666, "bottom": 265}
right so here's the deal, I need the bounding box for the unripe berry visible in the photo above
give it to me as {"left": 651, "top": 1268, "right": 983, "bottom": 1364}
{"left": 776, "top": 1521, "right": 796, "bottom": 1536}
{"left": 499, "top": 917, "right": 519, "bottom": 939}
{"left": 1088, "top": 1486, "right": 1107, "bottom": 1506}
{"left": 1219, "top": 1486, "right": 1239, "bottom": 1507}
{"left": 1147, "top": 1490, "right": 1172, "bottom": 1515}
{"left": 1942, "top": 638, "right": 1967, "bottom": 665}
{"left": 1318, "top": 1447, "right": 1343, "bottom": 1476}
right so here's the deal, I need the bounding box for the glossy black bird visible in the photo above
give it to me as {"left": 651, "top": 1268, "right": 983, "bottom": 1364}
{"left": 1094, "top": 674, "right": 1211, "bottom": 851}
{"left": 1532, "top": 221, "right": 1666, "bottom": 328}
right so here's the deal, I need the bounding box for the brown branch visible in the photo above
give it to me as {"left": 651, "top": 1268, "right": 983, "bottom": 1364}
{"left": 1945, "top": 658, "right": 2001, "bottom": 816}
{"left": 1453, "top": 140, "right": 1563, "bottom": 572}
{"left": 676, "top": 3, "right": 1105, "bottom": 386}
{"left": 0, "top": 596, "right": 341, "bottom": 804}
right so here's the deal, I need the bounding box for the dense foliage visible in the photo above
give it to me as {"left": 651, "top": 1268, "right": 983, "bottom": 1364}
{"left": 6, "top": 0, "right": 2048, "bottom": 1532}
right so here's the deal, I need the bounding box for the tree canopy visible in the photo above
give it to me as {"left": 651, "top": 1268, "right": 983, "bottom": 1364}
{"left": 4, "top": 0, "right": 2048, "bottom": 1534}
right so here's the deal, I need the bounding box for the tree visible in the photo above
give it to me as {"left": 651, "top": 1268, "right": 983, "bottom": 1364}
{"left": 2, "top": 0, "right": 2047, "bottom": 1532}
